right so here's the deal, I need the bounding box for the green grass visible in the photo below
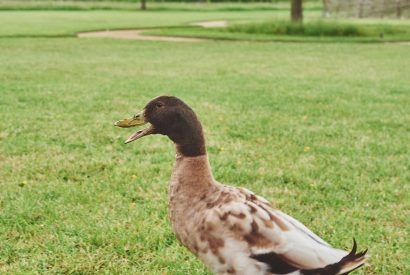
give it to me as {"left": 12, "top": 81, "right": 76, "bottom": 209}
{"left": 227, "top": 19, "right": 410, "bottom": 39}
{"left": 147, "top": 18, "right": 410, "bottom": 43}
{"left": 0, "top": 0, "right": 141, "bottom": 11}
{"left": 228, "top": 20, "right": 366, "bottom": 37}
{"left": 0, "top": 0, "right": 321, "bottom": 11}
{"left": 1, "top": 6, "right": 410, "bottom": 275}
{"left": 0, "top": 10, "right": 280, "bottom": 37}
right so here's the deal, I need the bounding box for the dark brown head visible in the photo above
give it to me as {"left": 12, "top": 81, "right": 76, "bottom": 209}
{"left": 114, "top": 96, "right": 206, "bottom": 157}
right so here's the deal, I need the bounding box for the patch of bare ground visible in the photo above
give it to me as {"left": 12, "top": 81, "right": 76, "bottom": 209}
{"left": 191, "top": 21, "right": 227, "bottom": 28}
{"left": 78, "top": 29, "right": 205, "bottom": 42}
{"left": 77, "top": 20, "right": 227, "bottom": 42}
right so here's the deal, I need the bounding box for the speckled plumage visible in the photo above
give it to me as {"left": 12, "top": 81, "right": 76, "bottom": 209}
{"left": 116, "top": 96, "right": 367, "bottom": 275}
{"left": 168, "top": 154, "right": 366, "bottom": 275}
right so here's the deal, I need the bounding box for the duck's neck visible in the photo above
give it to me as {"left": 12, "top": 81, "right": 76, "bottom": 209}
{"left": 171, "top": 150, "right": 214, "bottom": 196}
{"left": 176, "top": 143, "right": 206, "bottom": 158}
{"left": 168, "top": 114, "right": 214, "bottom": 192}
{"left": 171, "top": 125, "right": 206, "bottom": 157}
{"left": 168, "top": 153, "right": 215, "bottom": 241}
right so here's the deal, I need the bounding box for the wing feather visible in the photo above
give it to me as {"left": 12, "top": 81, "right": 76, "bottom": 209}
{"left": 220, "top": 187, "right": 349, "bottom": 270}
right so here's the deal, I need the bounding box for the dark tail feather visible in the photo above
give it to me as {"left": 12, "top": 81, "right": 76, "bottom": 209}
{"left": 302, "top": 239, "right": 368, "bottom": 275}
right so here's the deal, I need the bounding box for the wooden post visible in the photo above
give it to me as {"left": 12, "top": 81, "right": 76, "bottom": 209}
{"left": 291, "top": 0, "right": 303, "bottom": 22}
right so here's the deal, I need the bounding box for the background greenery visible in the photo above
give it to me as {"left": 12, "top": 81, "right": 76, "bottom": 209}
{"left": 0, "top": 1, "right": 409, "bottom": 274}
{"left": 0, "top": 0, "right": 320, "bottom": 11}
{"left": 0, "top": 9, "right": 290, "bottom": 37}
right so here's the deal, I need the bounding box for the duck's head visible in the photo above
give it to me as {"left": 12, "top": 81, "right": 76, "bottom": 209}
{"left": 115, "top": 96, "right": 205, "bottom": 156}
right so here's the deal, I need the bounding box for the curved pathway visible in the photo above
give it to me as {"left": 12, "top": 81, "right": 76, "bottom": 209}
{"left": 77, "top": 20, "right": 409, "bottom": 44}
{"left": 77, "top": 21, "right": 227, "bottom": 42}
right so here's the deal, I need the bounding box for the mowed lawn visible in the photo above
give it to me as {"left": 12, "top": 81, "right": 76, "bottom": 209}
{"left": 0, "top": 10, "right": 282, "bottom": 37}
{"left": 0, "top": 10, "right": 409, "bottom": 274}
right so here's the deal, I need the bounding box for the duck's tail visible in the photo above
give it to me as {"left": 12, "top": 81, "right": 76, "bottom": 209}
{"left": 301, "top": 239, "right": 368, "bottom": 275}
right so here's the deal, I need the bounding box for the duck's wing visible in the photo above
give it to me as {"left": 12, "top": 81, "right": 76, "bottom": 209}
{"left": 212, "top": 187, "right": 367, "bottom": 274}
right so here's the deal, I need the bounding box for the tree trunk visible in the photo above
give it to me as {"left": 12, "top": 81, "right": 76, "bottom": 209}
{"left": 140, "top": 0, "right": 146, "bottom": 10}
{"left": 291, "top": 0, "right": 303, "bottom": 22}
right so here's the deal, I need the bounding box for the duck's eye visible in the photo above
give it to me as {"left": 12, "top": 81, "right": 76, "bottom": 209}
{"left": 155, "top": 102, "right": 164, "bottom": 108}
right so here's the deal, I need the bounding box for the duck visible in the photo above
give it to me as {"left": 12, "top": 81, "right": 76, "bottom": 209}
{"left": 115, "top": 96, "right": 368, "bottom": 275}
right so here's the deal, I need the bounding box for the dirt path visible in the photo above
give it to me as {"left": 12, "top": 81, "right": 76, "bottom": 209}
{"left": 77, "top": 29, "right": 206, "bottom": 42}
{"left": 191, "top": 21, "right": 227, "bottom": 28}
{"left": 77, "top": 21, "right": 226, "bottom": 42}
{"left": 77, "top": 21, "right": 409, "bottom": 44}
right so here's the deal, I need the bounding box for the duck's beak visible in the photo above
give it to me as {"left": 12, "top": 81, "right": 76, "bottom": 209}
{"left": 114, "top": 111, "right": 154, "bottom": 144}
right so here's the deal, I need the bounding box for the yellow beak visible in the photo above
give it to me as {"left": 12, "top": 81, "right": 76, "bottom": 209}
{"left": 114, "top": 111, "right": 146, "bottom": 128}
{"left": 114, "top": 110, "right": 154, "bottom": 144}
